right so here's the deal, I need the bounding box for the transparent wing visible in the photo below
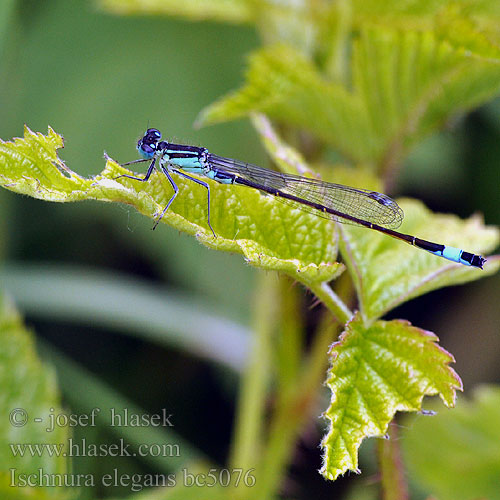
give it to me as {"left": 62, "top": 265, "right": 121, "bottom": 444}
{"left": 208, "top": 154, "right": 404, "bottom": 229}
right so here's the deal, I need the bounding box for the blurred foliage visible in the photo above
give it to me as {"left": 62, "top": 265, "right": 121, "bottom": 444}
{"left": 402, "top": 385, "right": 500, "bottom": 500}
{"left": 0, "top": 295, "right": 67, "bottom": 500}
{"left": 0, "top": 0, "right": 499, "bottom": 499}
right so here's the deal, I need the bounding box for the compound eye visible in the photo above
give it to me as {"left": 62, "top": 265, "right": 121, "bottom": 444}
{"left": 138, "top": 142, "right": 155, "bottom": 159}
{"left": 146, "top": 128, "right": 161, "bottom": 140}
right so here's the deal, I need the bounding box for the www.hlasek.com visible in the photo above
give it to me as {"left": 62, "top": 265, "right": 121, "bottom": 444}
{"left": 10, "top": 438, "right": 180, "bottom": 458}
{"left": 10, "top": 468, "right": 257, "bottom": 491}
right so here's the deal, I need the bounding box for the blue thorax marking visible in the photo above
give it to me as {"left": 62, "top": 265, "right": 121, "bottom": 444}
{"left": 156, "top": 143, "right": 236, "bottom": 184}
{"left": 164, "top": 144, "right": 205, "bottom": 173}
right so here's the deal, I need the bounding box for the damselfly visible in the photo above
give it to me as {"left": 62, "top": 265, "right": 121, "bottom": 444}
{"left": 118, "top": 128, "right": 485, "bottom": 269}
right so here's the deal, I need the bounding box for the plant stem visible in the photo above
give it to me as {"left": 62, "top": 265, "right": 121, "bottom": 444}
{"left": 253, "top": 298, "right": 340, "bottom": 498}
{"left": 377, "top": 423, "right": 409, "bottom": 500}
{"left": 309, "top": 280, "right": 352, "bottom": 325}
{"left": 229, "top": 272, "right": 278, "bottom": 473}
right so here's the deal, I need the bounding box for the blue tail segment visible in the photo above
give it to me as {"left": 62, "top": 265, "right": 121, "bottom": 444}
{"left": 439, "top": 246, "right": 485, "bottom": 268}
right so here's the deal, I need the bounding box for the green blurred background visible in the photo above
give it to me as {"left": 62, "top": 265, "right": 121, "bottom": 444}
{"left": 0, "top": 0, "right": 263, "bottom": 318}
{"left": 0, "top": 0, "right": 499, "bottom": 498}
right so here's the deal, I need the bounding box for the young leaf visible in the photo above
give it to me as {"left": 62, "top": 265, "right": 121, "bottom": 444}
{"left": 351, "top": 1, "right": 500, "bottom": 34}
{"left": 0, "top": 127, "right": 342, "bottom": 284}
{"left": 198, "top": 26, "right": 500, "bottom": 167}
{"left": 0, "top": 295, "right": 69, "bottom": 498}
{"left": 402, "top": 385, "right": 500, "bottom": 500}
{"left": 321, "top": 314, "right": 462, "bottom": 481}
{"left": 339, "top": 198, "right": 500, "bottom": 321}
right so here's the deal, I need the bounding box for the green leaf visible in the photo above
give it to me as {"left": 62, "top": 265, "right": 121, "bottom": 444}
{"left": 402, "top": 385, "right": 500, "bottom": 500}
{"left": 98, "top": 0, "right": 253, "bottom": 24}
{"left": 339, "top": 198, "right": 500, "bottom": 321}
{"left": 0, "top": 126, "right": 93, "bottom": 199}
{"left": 0, "top": 295, "right": 69, "bottom": 499}
{"left": 198, "top": 25, "right": 500, "bottom": 167}
{"left": 321, "top": 314, "right": 462, "bottom": 481}
{"left": 0, "top": 127, "right": 342, "bottom": 284}
{"left": 196, "top": 44, "right": 350, "bottom": 136}
{"left": 351, "top": 1, "right": 500, "bottom": 33}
